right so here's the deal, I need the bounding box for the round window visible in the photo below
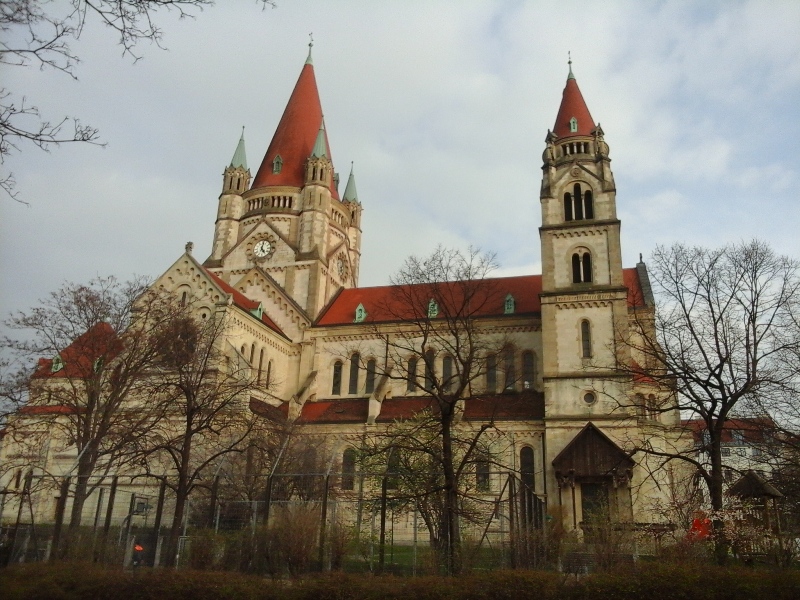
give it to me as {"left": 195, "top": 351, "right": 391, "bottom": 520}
{"left": 583, "top": 392, "right": 596, "bottom": 404}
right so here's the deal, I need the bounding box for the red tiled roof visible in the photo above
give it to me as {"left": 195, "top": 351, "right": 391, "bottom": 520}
{"left": 249, "top": 398, "right": 289, "bottom": 422}
{"left": 297, "top": 399, "right": 369, "bottom": 424}
{"left": 204, "top": 269, "right": 286, "bottom": 337}
{"left": 630, "top": 360, "right": 657, "bottom": 384}
{"left": 623, "top": 269, "right": 646, "bottom": 308}
{"left": 375, "top": 397, "right": 435, "bottom": 422}
{"left": 250, "top": 62, "right": 339, "bottom": 199}
{"left": 19, "top": 405, "right": 80, "bottom": 415}
{"left": 376, "top": 394, "right": 544, "bottom": 423}
{"left": 317, "top": 270, "right": 647, "bottom": 326}
{"left": 552, "top": 75, "right": 595, "bottom": 139}
{"left": 463, "top": 394, "right": 544, "bottom": 421}
{"left": 682, "top": 417, "right": 776, "bottom": 444}
{"left": 33, "top": 322, "right": 122, "bottom": 379}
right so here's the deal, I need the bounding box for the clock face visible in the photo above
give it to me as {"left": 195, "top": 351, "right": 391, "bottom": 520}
{"left": 253, "top": 240, "right": 272, "bottom": 258}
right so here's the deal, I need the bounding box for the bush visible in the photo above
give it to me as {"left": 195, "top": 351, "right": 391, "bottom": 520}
{"left": 2, "top": 562, "right": 800, "bottom": 600}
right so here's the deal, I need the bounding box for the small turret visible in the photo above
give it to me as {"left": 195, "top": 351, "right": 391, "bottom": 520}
{"left": 305, "top": 120, "right": 333, "bottom": 187}
{"left": 222, "top": 128, "right": 251, "bottom": 194}
{"left": 207, "top": 129, "right": 250, "bottom": 266}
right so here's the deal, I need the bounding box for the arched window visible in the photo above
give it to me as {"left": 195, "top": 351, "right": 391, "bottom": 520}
{"left": 342, "top": 448, "right": 356, "bottom": 491}
{"left": 584, "top": 189, "right": 594, "bottom": 219}
{"left": 486, "top": 354, "right": 497, "bottom": 393}
{"left": 565, "top": 184, "right": 594, "bottom": 222}
{"left": 332, "top": 361, "right": 342, "bottom": 395}
{"left": 249, "top": 344, "right": 256, "bottom": 364}
{"left": 272, "top": 155, "right": 283, "bottom": 174}
{"left": 442, "top": 355, "right": 454, "bottom": 392}
{"left": 365, "top": 359, "right": 377, "bottom": 394}
{"left": 476, "top": 454, "right": 491, "bottom": 491}
{"left": 581, "top": 320, "right": 592, "bottom": 358}
{"left": 424, "top": 349, "right": 435, "bottom": 391}
{"left": 266, "top": 360, "right": 272, "bottom": 386}
{"left": 582, "top": 253, "right": 592, "bottom": 282}
{"left": 407, "top": 357, "right": 418, "bottom": 392}
{"left": 522, "top": 351, "right": 535, "bottom": 390}
{"left": 569, "top": 117, "right": 578, "bottom": 132}
{"left": 349, "top": 353, "right": 360, "bottom": 395}
{"left": 520, "top": 447, "right": 534, "bottom": 489}
{"left": 504, "top": 348, "right": 515, "bottom": 392}
{"left": 572, "top": 251, "right": 592, "bottom": 283}
{"left": 573, "top": 184, "right": 584, "bottom": 220}
{"left": 180, "top": 291, "right": 188, "bottom": 306}
{"left": 257, "top": 349, "right": 264, "bottom": 383}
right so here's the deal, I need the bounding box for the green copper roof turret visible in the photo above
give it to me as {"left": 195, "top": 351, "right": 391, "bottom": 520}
{"left": 310, "top": 121, "right": 327, "bottom": 158}
{"left": 343, "top": 163, "right": 359, "bottom": 203}
{"left": 230, "top": 127, "right": 248, "bottom": 169}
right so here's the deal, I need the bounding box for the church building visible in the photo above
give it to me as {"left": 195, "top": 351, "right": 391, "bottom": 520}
{"left": 149, "top": 46, "right": 681, "bottom": 532}
{"left": 1, "top": 47, "right": 682, "bottom": 538}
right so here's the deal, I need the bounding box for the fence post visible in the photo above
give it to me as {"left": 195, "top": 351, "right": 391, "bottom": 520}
{"left": 6, "top": 470, "right": 33, "bottom": 566}
{"left": 50, "top": 476, "right": 71, "bottom": 561}
{"left": 96, "top": 476, "right": 118, "bottom": 563}
{"left": 150, "top": 479, "right": 167, "bottom": 567}
{"left": 508, "top": 474, "right": 517, "bottom": 569}
{"left": 318, "top": 474, "right": 330, "bottom": 571}
{"left": 378, "top": 476, "right": 387, "bottom": 574}
{"left": 208, "top": 475, "right": 219, "bottom": 529}
{"left": 263, "top": 475, "right": 273, "bottom": 525}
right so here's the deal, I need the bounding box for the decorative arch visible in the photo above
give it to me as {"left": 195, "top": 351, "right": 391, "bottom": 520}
{"left": 564, "top": 182, "right": 594, "bottom": 222}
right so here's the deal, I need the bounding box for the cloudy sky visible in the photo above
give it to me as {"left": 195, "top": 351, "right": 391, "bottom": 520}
{"left": 2, "top": 0, "right": 799, "bottom": 320}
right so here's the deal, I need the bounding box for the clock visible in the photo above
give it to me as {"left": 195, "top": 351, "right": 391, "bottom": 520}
{"left": 253, "top": 240, "right": 272, "bottom": 258}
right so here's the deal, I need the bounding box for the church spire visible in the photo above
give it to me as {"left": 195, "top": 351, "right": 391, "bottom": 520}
{"left": 552, "top": 59, "right": 595, "bottom": 139}
{"left": 251, "top": 46, "right": 339, "bottom": 198}
{"left": 230, "top": 127, "right": 247, "bottom": 169}
{"left": 342, "top": 162, "right": 359, "bottom": 203}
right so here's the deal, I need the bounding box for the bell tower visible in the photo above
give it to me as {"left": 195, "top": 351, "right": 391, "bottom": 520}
{"left": 539, "top": 60, "right": 635, "bottom": 530}
{"left": 539, "top": 61, "right": 629, "bottom": 415}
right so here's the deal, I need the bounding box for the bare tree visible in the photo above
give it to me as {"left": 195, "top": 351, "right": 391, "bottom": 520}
{"left": 1, "top": 277, "right": 179, "bottom": 536}
{"left": 143, "top": 308, "right": 260, "bottom": 567}
{"left": 0, "top": 0, "right": 275, "bottom": 200}
{"left": 353, "top": 246, "right": 529, "bottom": 574}
{"left": 616, "top": 240, "right": 800, "bottom": 562}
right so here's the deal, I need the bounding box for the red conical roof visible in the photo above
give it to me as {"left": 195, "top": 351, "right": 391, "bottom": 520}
{"left": 251, "top": 62, "right": 339, "bottom": 199}
{"left": 552, "top": 72, "right": 595, "bottom": 139}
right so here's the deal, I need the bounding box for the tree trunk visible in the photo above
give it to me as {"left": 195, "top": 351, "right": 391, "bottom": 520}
{"left": 440, "top": 410, "right": 461, "bottom": 575}
{"left": 164, "top": 434, "right": 193, "bottom": 568}
{"left": 709, "top": 439, "right": 728, "bottom": 565}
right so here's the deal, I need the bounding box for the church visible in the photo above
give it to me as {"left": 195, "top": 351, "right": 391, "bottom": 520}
{"left": 1, "top": 46, "right": 683, "bottom": 540}
{"left": 149, "top": 44, "right": 682, "bottom": 532}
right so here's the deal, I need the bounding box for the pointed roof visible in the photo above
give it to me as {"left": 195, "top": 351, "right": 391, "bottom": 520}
{"left": 552, "top": 63, "right": 596, "bottom": 139}
{"left": 552, "top": 422, "right": 634, "bottom": 478}
{"left": 342, "top": 163, "right": 358, "bottom": 203}
{"left": 310, "top": 121, "right": 327, "bottom": 158}
{"left": 251, "top": 56, "right": 339, "bottom": 199}
{"left": 230, "top": 128, "right": 248, "bottom": 170}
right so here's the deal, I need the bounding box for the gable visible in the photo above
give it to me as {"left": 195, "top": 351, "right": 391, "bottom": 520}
{"left": 552, "top": 422, "right": 634, "bottom": 478}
